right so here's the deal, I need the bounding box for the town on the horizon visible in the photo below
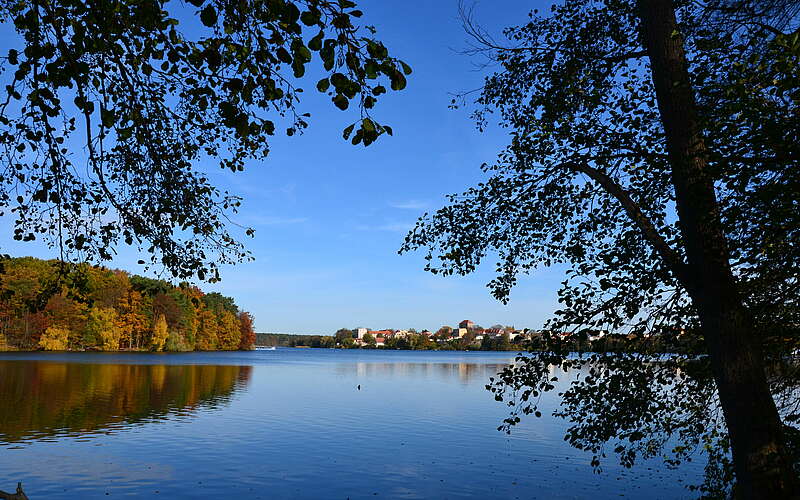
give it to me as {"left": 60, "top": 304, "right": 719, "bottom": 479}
{"left": 344, "top": 319, "right": 570, "bottom": 348}
{"left": 259, "top": 320, "right": 617, "bottom": 350}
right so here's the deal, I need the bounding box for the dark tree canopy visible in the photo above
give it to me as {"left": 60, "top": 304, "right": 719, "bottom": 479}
{"left": 401, "top": 0, "right": 799, "bottom": 496}
{"left": 0, "top": 0, "right": 410, "bottom": 281}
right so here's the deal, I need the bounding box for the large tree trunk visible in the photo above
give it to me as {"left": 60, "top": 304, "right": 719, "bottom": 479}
{"left": 636, "top": 1, "right": 799, "bottom": 498}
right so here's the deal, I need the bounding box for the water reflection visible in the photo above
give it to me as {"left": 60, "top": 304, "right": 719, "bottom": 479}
{"left": 339, "top": 361, "right": 511, "bottom": 384}
{"left": 0, "top": 361, "right": 251, "bottom": 445}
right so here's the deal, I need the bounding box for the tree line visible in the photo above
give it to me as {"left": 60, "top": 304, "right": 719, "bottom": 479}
{"left": 0, "top": 257, "right": 255, "bottom": 352}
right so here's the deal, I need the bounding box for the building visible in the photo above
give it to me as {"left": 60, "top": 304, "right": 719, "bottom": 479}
{"left": 356, "top": 327, "right": 368, "bottom": 339}
{"left": 458, "top": 320, "right": 475, "bottom": 330}
{"left": 368, "top": 329, "right": 393, "bottom": 338}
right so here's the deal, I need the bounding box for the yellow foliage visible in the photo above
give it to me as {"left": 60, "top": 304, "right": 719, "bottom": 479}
{"left": 151, "top": 314, "right": 169, "bottom": 351}
{"left": 217, "top": 310, "right": 241, "bottom": 351}
{"left": 39, "top": 325, "right": 70, "bottom": 351}
{"left": 86, "top": 307, "right": 122, "bottom": 351}
{"left": 195, "top": 309, "right": 218, "bottom": 351}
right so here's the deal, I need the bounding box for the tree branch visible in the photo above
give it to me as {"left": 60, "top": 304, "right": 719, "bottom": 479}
{"left": 565, "top": 160, "right": 693, "bottom": 289}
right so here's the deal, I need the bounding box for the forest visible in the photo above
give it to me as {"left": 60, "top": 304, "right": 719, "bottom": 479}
{"left": 0, "top": 257, "right": 256, "bottom": 352}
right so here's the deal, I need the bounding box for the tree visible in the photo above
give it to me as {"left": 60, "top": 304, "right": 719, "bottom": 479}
{"left": 237, "top": 311, "right": 256, "bottom": 350}
{"left": 362, "top": 332, "right": 376, "bottom": 347}
{"left": 0, "top": 256, "right": 253, "bottom": 352}
{"left": 116, "top": 289, "right": 147, "bottom": 350}
{"left": 195, "top": 308, "right": 219, "bottom": 351}
{"left": 164, "top": 329, "right": 190, "bottom": 352}
{"left": 0, "top": 0, "right": 409, "bottom": 281}
{"left": 85, "top": 306, "right": 121, "bottom": 351}
{"left": 334, "top": 328, "right": 355, "bottom": 343}
{"left": 401, "top": 1, "right": 799, "bottom": 496}
{"left": 38, "top": 325, "right": 69, "bottom": 351}
{"left": 435, "top": 326, "right": 453, "bottom": 341}
{"left": 217, "top": 309, "right": 241, "bottom": 350}
{"left": 151, "top": 314, "right": 168, "bottom": 351}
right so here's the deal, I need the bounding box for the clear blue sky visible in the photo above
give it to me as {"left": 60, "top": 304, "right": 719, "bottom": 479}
{"left": 4, "top": 0, "right": 565, "bottom": 334}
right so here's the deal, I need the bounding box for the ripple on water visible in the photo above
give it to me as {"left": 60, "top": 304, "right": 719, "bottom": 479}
{"left": 0, "top": 350, "right": 702, "bottom": 499}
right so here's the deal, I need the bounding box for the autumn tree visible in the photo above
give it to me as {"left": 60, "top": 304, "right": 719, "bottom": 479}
{"left": 402, "top": 1, "right": 799, "bottom": 497}
{"left": 195, "top": 308, "right": 219, "bottom": 351}
{"left": 434, "top": 326, "right": 453, "bottom": 341}
{"left": 85, "top": 307, "right": 122, "bottom": 351}
{"left": 116, "top": 289, "right": 147, "bottom": 350}
{"left": 150, "top": 314, "right": 169, "bottom": 352}
{"left": 237, "top": 311, "right": 256, "bottom": 350}
{"left": 38, "top": 325, "right": 69, "bottom": 351}
{"left": 216, "top": 310, "right": 241, "bottom": 350}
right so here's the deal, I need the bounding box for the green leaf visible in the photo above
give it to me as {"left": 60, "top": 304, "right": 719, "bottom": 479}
{"left": 308, "top": 32, "right": 324, "bottom": 51}
{"left": 342, "top": 123, "right": 355, "bottom": 139}
{"left": 300, "top": 11, "right": 319, "bottom": 26}
{"left": 390, "top": 71, "right": 407, "bottom": 91}
{"left": 277, "top": 47, "right": 292, "bottom": 64}
{"left": 332, "top": 94, "right": 349, "bottom": 110}
{"left": 200, "top": 5, "right": 217, "bottom": 27}
{"left": 362, "top": 118, "right": 375, "bottom": 132}
{"left": 316, "top": 78, "right": 330, "bottom": 92}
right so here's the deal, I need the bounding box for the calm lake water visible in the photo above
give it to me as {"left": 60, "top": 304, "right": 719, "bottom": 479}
{"left": 0, "top": 349, "right": 702, "bottom": 499}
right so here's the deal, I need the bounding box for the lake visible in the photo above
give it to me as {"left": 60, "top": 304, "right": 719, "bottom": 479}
{"left": 0, "top": 349, "right": 702, "bottom": 498}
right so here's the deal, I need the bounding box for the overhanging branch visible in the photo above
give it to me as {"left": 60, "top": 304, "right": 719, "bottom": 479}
{"left": 564, "top": 160, "right": 693, "bottom": 289}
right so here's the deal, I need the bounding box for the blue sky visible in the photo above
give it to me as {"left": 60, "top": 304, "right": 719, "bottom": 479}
{"left": 4, "top": 0, "right": 566, "bottom": 334}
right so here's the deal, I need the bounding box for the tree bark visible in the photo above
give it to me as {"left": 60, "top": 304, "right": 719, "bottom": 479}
{"left": 636, "top": 1, "right": 799, "bottom": 498}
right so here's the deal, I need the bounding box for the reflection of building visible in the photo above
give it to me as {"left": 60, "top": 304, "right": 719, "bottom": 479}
{"left": 335, "top": 360, "right": 515, "bottom": 385}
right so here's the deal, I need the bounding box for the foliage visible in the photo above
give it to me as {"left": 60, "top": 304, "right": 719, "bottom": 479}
{"left": 0, "top": 0, "right": 409, "bottom": 281}
{"left": 0, "top": 256, "right": 256, "bottom": 351}
{"left": 237, "top": 311, "right": 256, "bottom": 350}
{"left": 151, "top": 313, "right": 169, "bottom": 351}
{"left": 216, "top": 309, "right": 241, "bottom": 350}
{"left": 400, "top": 0, "right": 799, "bottom": 494}
{"left": 85, "top": 307, "right": 121, "bottom": 351}
{"left": 165, "top": 328, "right": 192, "bottom": 352}
{"left": 334, "top": 327, "right": 354, "bottom": 343}
{"left": 38, "top": 325, "right": 69, "bottom": 350}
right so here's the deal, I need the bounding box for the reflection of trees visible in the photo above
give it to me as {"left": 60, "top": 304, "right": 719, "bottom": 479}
{"left": 340, "top": 361, "right": 512, "bottom": 384}
{"left": 0, "top": 362, "right": 251, "bottom": 443}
